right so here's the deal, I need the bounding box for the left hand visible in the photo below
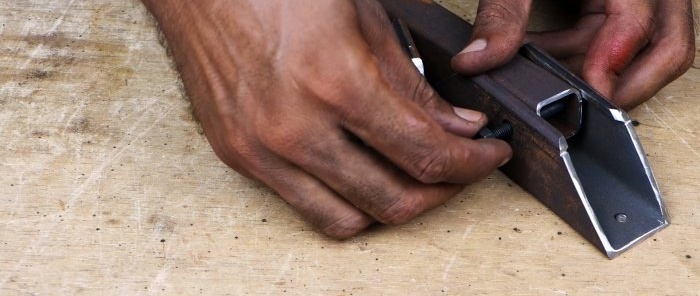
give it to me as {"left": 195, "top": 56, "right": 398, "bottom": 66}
{"left": 451, "top": 0, "right": 696, "bottom": 110}
{"left": 141, "top": 0, "right": 511, "bottom": 239}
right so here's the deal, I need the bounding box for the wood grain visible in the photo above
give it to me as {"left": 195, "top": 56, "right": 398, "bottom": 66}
{"left": 1, "top": 0, "right": 698, "bottom": 294}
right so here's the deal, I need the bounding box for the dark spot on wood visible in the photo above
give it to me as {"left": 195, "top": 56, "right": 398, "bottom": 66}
{"left": 261, "top": 218, "right": 268, "bottom": 222}
{"left": 31, "top": 130, "right": 50, "bottom": 138}
{"left": 513, "top": 227, "right": 522, "bottom": 233}
{"left": 147, "top": 214, "right": 176, "bottom": 233}
{"left": 27, "top": 69, "right": 52, "bottom": 80}
{"left": 67, "top": 118, "right": 90, "bottom": 134}
{"left": 631, "top": 120, "right": 640, "bottom": 126}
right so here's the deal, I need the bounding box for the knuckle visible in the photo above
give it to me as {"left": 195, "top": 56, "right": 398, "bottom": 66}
{"left": 257, "top": 122, "right": 342, "bottom": 167}
{"left": 658, "top": 35, "right": 696, "bottom": 80}
{"left": 257, "top": 125, "right": 295, "bottom": 151}
{"left": 672, "top": 45, "right": 696, "bottom": 75}
{"left": 255, "top": 116, "right": 309, "bottom": 153}
{"left": 219, "top": 137, "right": 245, "bottom": 159}
{"left": 411, "top": 78, "right": 439, "bottom": 107}
{"left": 377, "top": 196, "right": 422, "bottom": 225}
{"left": 475, "top": 2, "right": 527, "bottom": 30}
{"left": 292, "top": 49, "right": 376, "bottom": 105}
{"left": 477, "top": 3, "right": 517, "bottom": 23}
{"left": 637, "top": 11, "right": 655, "bottom": 32}
{"left": 677, "top": 40, "right": 696, "bottom": 72}
{"left": 207, "top": 133, "right": 264, "bottom": 180}
{"left": 222, "top": 139, "right": 261, "bottom": 166}
{"left": 472, "top": 3, "right": 526, "bottom": 57}
{"left": 321, "top": 214, "right": 368, "bottom": 240}
{"left": 405, "top": 148, "right": 454, "bottom": 184}
{"left": 258, "top": 129, "right": 305, "bottom": 160}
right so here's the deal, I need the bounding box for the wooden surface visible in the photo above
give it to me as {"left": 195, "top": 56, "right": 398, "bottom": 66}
{"left": 1, "top": 0, "right": 699, "bottom": 295}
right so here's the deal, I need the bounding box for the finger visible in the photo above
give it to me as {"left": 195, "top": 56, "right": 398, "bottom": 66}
{"left": 272, "top": 171, "right": 375, "bottom": 239}
{"left": 612, "top": 0, "right": 695, "bottom": 109}
{"left": 205, "top": 129, "right": 375, "bottom": 239}
{"left": 451, "top": 0, "right": 533, "bottom": 75}
{"left": 264, "top": 125, "right": 466, "bottom": 225}
{"left": 339, "top": 68, "right": 512, "bottom": 184}
{"left": 202, "top": 126, "right": 260, "bottom": 182}
{"left": 266, "top": 164, "right": 376, "bottom": 239}
{"left": 580, "top": 0, "right": 655, "bottom": 101}
{"left": 242, "top": 151, "right": 375, "bottom": 239}
{"left": 354, "top": 0, "right": 487, "bottom": 138}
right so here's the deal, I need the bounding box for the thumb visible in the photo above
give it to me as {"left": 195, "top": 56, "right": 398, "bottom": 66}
{"left": 451, "top": 0, "right": 532, "bottom": 75}
{"left": 354, "top": 0, "right": 490, "bottom": 138}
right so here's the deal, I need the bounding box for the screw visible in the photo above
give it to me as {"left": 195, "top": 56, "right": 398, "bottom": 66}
{"left": 615, "top": 213, "right": 628, "bottom": 223}
{"left": 478, "top": 121, "right": 513, "bottom": 140}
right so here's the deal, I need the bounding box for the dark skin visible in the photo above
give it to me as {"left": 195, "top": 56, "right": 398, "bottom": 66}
{"left": 140, "top": 0, "right": 695, "bottom": 238}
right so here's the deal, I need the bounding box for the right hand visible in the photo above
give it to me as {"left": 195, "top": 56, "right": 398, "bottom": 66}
{"left": 452, "top": 0, "right": 695, "bottom": 110}
{"left": 141, "top": 0, "right": 511, "bottom": 238}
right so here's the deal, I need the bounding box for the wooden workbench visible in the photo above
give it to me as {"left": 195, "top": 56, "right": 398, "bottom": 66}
{"left": 1, "top": 0, "right": 698, "bottom": 294}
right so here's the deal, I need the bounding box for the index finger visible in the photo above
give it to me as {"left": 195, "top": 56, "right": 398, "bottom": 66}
{"left": 580, "top": 0, "right": 655, "bottom": 102}
{"left": 612, "top": 0, "right": 695, "bottom": 108}
{"left": 338, "top": 66, "right": 512, "bottom": 185}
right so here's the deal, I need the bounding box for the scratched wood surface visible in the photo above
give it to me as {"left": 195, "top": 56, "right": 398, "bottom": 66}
{"left": 0, "top": 0, "right": 698, "bottom": 295}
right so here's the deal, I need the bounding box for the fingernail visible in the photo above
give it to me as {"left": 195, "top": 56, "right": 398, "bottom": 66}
{"left": 460, "top": 39, "right": 487, "bottom": 54}
{"left": 453, "top": 107, "right": 485, "bottom": 125}
{"left": 499, "top": 156, "right": 511, "bottom": 167}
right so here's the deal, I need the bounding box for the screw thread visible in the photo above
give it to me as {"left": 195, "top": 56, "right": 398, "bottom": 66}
{"left": 491, "top": 122, "right": 513, "bottom": 140}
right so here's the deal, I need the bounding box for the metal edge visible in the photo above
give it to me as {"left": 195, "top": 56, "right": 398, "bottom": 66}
{"left": 607, "top": 108, "right": 669, "bottom": 223}
{"left": 558, "top": 138, "right": 615, "bottom": 257}
{"left": 607, "top": 108, "right": 670, "bottom": 256}
{"left": 536, "top": 89, "right": 580, "bottom": 116}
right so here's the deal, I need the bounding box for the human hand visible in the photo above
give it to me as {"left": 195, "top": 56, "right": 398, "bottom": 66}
{"left": 451, "top": 0, "right": 695, "bottom": 110}
{"left": 141, "top": 0, "right": 511, "bottom": 238}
